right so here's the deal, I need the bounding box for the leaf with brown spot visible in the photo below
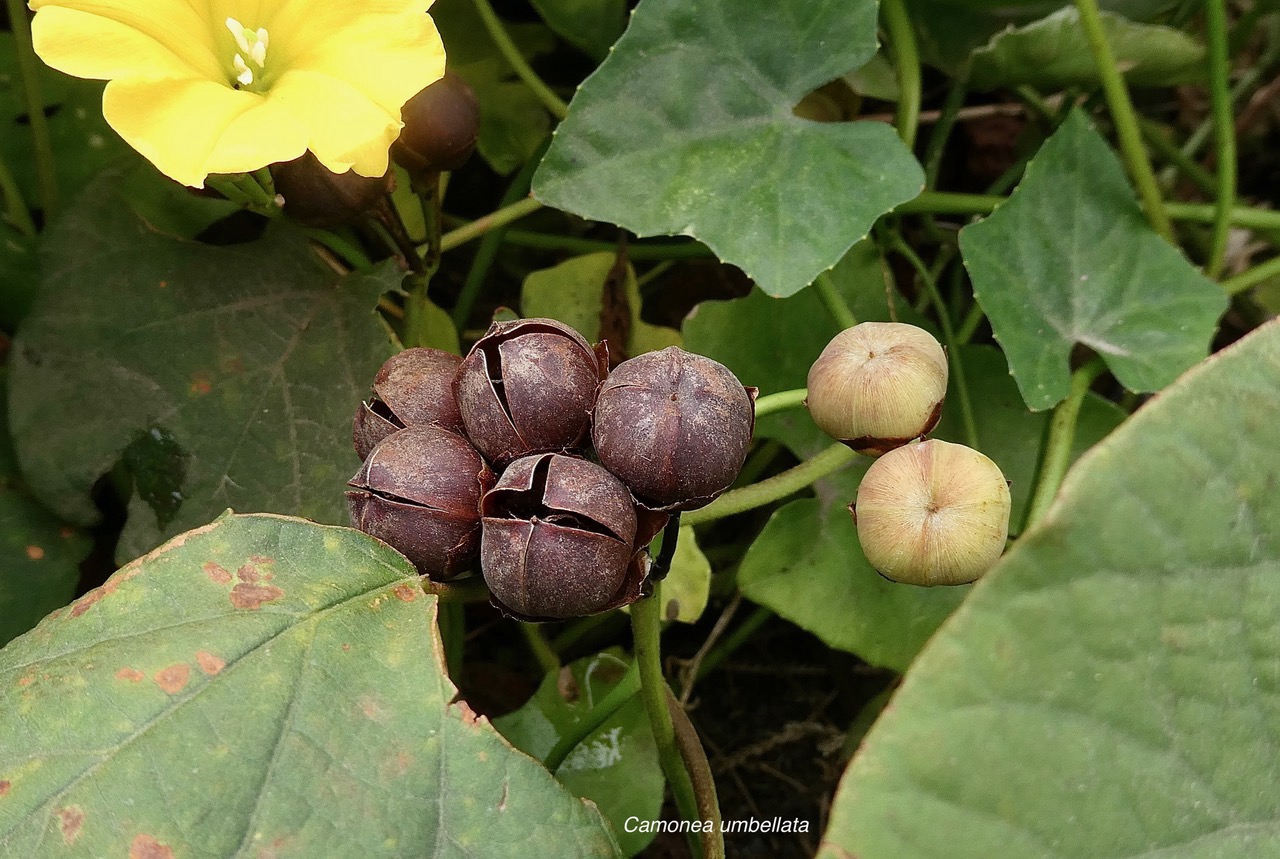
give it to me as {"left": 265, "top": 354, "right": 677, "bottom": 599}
{"left": 195, "top": 651, "right": 224, "bottom": 675}
{"left": 56, "top": 806, "right": 84, "bottom": 844}
{"left": 202, "top": 562, "right": 232, "bottom": 585}
{"left": 236, "top": 563, "right": 261, "bottom": 583}
{"left": 228, "top": 582, "right": 285, "bottom": 610}
{"left": 0, "top": 514, "right": 621, "bottom": 857}
{"left": 0, "top": 780, "right": 10, "bottom": 797}
{"left": 152, "top": 664, "right": 190, "bottom": 695}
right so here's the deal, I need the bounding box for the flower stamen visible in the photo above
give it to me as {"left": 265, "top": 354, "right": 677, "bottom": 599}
{"left": 225, "top": 18, "right": 271, "bottom": 89}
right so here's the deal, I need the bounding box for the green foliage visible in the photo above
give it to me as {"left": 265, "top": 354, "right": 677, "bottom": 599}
{"left": 533, "top": 0, "right": 925, "bottom": 298}
{"left": 819, "top": 320, "right": 1280, "bottom": 859}
{"left": 529, "top": 0, "right": 627, "bottom": 60}
{"left": 960, "top": 110, "right": 1227, "bottom": 411}
{"left": 8, "top": 172, "right": 397, "bottom": 561}
{"left": 0, "top": 513, "right": 620, "bottom": 857}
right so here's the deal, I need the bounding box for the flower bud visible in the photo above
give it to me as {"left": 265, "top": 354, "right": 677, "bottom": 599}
{"left": 353, "top": 348, "right": 464, "bottom": 459}
{"left": 454, "top": 318, "right": 608, "bottom": 465}
{"left": 346, "top": 426, "right": 494, "bottom": 579}
{"left": 392, "top": 71, "right": 481, "bottom": 176}
{"left": 852, "top": 439, "right": 1010, "bottom": 586}
{"left": 806, "top": 322, "right": 948, "bottom": 455}
{"left": 271, "top": 151, "right": 391, "bottom": 228}
{"left": 480, "top": 453, "right": 662, "bottom": 621}
{"left": 592, "top": 347, "right": 756, "bottom": 511}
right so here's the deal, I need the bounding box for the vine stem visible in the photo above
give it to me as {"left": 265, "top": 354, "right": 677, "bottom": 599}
{"left": 890, "top": 236, "right": 979, "bottom": 450}
{"left": 632, "top": 587, "right": 704, "bottom": 859}
{"left": 815, "top": 271, "right": 857, "bottom": 330}
{"left": 880, "top": 0, "right": 921, "bottom": 149}
{"left": 682, "top": 443, "right": 858, "bottom": 527}
{"left": 471, "top": 0, "right": 569, "bottom": 120}
{"left": 665, "top": 686, "right": 725, "bottom": 859}
{"left": 439, "top": 197, "right": 543, "bottom": 252}
{"left": 753, "top": 388, "right": 808, "bottom": 420}
{"left": 1204, "top": 0, "right": 1236, "bottom": 279}
{"left": 544, "top": 660, "right": 640, "bottom": 772}
{"left": 1074, "top": 0, "right": 1175, "bottom": 241}
{"left": 6, "top": 0, "right": 57, "bottom": 220}
{"left": 0, "top": 154, "right": 36, "bottom": 237}
{"left": 1023, "top": 358, "right": 1106, "bottom": 530}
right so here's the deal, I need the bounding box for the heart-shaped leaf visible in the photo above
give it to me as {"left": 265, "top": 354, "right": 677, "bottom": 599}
{"left": 819, "top": 321, "right": 1280, "bottom": 857}
{"left": 532, "top": 0, "right": 925, "bottom": 298}
{"left": 8, "top": 171, "right": 399, "bottom": 561}
{"left": 0, "top": 513, "right": 621, "bottom": 857}
{"left": 959, "top": 109, "right": 1227, "bottom": 410}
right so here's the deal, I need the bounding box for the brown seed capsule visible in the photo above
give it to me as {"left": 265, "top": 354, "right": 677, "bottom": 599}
{"left": 592, "top": 347, "right": 756, "bottom": 511}
{"left": 392, "top": 71, "right": 481, "bottom": 176}
{"left": 852, "top": 439, "right": 1010, "bottom": 586}
{"left": 353, "top": 348, "right": 464, "bottom": 459}
{"left": 454, "top": 317, "right": 608, "bottom": 465}
{"left": 806, "top": 322, "right": 948, "bottom": 455}
{"left": 271, "top": 151, "right": 392, "bottom": 228}
{"left": 480, "top": 453, "right": 664, "bottom": 621}
{"left": 346, "top": 426, "right": 494, "bottom": 580}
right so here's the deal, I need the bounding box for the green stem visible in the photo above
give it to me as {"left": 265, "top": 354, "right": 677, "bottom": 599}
{"left": 632, "top": 590, "right": 703, "bottom": 858}
{"left": 0, "top": 154, "right": 36, "bottom": 237}
{"left": 691, "top": 605, "right": 772, "bottom": 682}
{"left": 551, "top": 611, "right": 624, "bottom": 655}
{"left": 753, "top": 388, "right": 808, "bottom": 419}
{"left": 1139, "top": 117, "right": 1217, "bottom": 197}
{"left": 1204, "top": 0, "right": 1236, "bottom": 279}
{"left": 1023, "top": 358, "right": 1106, "bottom": 530}
{"left": 683, "top": 443, "right": 859, "bottom": 527}
{"left": 920, "top": 66, "right": 969, "bottom": 243}
{"left": 815, "top": 270, "right": 857, "bottom": 329}
{"left": 521, "top": 623, "right": 561, "bottom": 674}
{"left": 955, "top": 299, "right": 986, "bottom": 345}
{"left": 453, "top": 141, "right": 547, "bottom": 328}
{"left": 1222, "top": 254, "right": 1280, "bottom": 295}
{"left": 439, "top": 197, "right": 543, "bottom": 252}
{"left": 665, "top": 686, "right": 725, "bottom": 859}
{"left": 422, "top": 576, "right": 491, "bottom": 603}
{"left": 891, "top": 237, "right": 979, "bottom": 449}
{"left": 302, "top": 227, "right": 374, "bottom": 273}
{"left": 439, "top": 601, "right": 466, "bottom": 680}
{"left": 471, "top": 0, "right": 569, "bottom": 120}
{"left": 1074, "top": 0, "right": 1175, "bottom": 241}
{"left": 6, "top": 0, "right": 57, "bottom": 221}
{"left": 881, "top": 0, "right": 921, "bottom": 149}
{"left": 544, "top": 660, "right": 641, "bottom": 772}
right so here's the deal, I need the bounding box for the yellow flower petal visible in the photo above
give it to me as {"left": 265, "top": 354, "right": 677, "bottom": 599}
{"left": 263, "top": 0, "right": 436, "bottom": 59}
{"left": 267, "top": 68, "right": 401, "bottom": 177}
{"left": 29, "top": 1, "right": 221, "bottom": 81}
{"left": 103, "top": 77, "right": 308, "bottom": 186}
{"left": 291, "top": 12, "right": 445, "bottom": 117}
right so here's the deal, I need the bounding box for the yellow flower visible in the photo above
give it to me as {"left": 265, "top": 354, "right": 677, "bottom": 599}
{"left": 28, "top": 0, "right": 447, "bottom": 187}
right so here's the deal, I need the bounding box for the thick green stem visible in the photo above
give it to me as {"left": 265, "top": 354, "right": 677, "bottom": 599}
{"left": 422, "top": 576, "right": 491, "bottom": 603}
{"left": 1023, "top": 358, "right": 1106, "bottom": 530}
{"left": 815, "top": 270, "right": 857, "bottom": 330}
{"left": 6, "top": 0, "right": 57, "bottom": 221}
{"left": 0, "top": 154, "right": 36, "bottom": 237}
{"left": 891, "top": 237, "right": 979, "bottom": 449}
{"left": 632, "top": 590, "right": 703, "bottom": 858}
{"left": 439, "top": 197, "right": 543, "bottom": 252}
{"left": 545, "top": 660, "right": 640, "bottom": 772}
{"left": 753, "top": 388, "right": 808, "bottom": 419}
{"left": 1203, "top": 0, "right": 1236, "bottom": 278}
{"left": 683, "top": 443, "right": 858, "bottom": 527}
{"left": 472, "top": 0, "right": 569, "bottom": 120}
{"left": 881, "top": 0, "right": 921, "bottom": 149}
{"left": 1139, "top": 117, "right": 1217, "bottom": 196}
{"left": 521, "top": 623, "right": 561, "bottom": 674}
{"left": 1074, "top": 0, "right": 1175, "bottom": 241}
{"left": 1222, "top": 255, "right": 1280, "bottom": 295}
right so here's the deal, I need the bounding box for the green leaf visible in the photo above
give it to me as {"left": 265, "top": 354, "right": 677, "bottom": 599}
{"left": 0, "top": 370, "right": 89, "bottom": 647}
{"left": 532, "top": 0, "right": 925, "bottom": 298}
{"left": 494, "top": 651, "right": 661, "bottom": 856}
{"left": 8, "top": 171, "right": 398, "bottom": 561}
{"left": 530, "top": 0, "right": 628, "bottom": 60}
{"left": 521, "top": 252, "right": 681, "bottom": 359}
{"left": 0, "top": 513, "right": 621, "bottom": 857}
{"left": 661, "top": 527, "right": 712, "bottom": 623}
{"left": 0, "top": 227, "right": 37, "bottom": 330}
{"left": 818, "top": 320, "right": 1280, "bottom": 859}
{"left": 969, "top": 9, "right": 1205, "bottom": 90}
{"left": 959, "top": 109, "right": 1227, "bottom": 411}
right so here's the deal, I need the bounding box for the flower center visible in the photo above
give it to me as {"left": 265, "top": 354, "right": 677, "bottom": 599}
{"left": 225, "top": 17, "right": 270, "bottom": 92}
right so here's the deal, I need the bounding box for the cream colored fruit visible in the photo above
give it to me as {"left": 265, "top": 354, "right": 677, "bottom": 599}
{"left": 805, "top": 322, "right": 948, "bottom": 455}
{"left": 853, "top": 439, "right": 1011, "bottom": 586}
